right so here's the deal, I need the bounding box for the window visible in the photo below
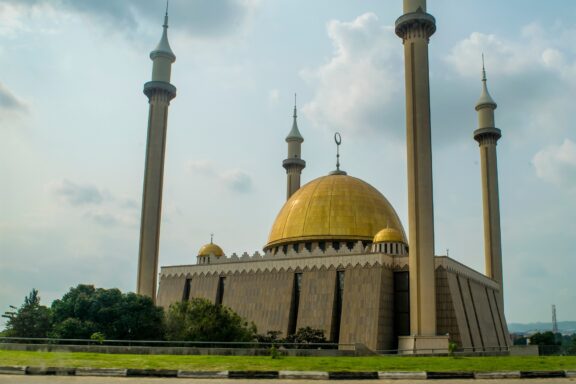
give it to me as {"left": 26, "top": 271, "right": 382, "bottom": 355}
{"left": 331, "top": 270, "right": 345, "bottom": 342}
{"left": 288, "top": 273, "right": 303, "bottom": 335}
{"left": 216, "top": 276, "right": 226, "bottom": 305}
{"left": 182, "top": 278, "right": 191, "bottom": 302}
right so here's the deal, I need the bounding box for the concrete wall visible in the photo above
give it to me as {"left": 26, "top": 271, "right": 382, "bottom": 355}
{"left": 156, "top": 255, "right": 510, "bottom": 353}
{"left": 435, "top": 267, "right": 463, "bottom": 346}
{"left": 189, "top": 273, "right": 219, "bottom": 302}
{"left": 156, "top": 275, "right": 187, "bottom": 308}
{"left": 297, "top": 268, "right": 337, "bottom": 338}
{"left": 339, "top": 265, "right": 394, "bottom": 351}
{"left": 436, "top": 266, "right": 509, "bottom": 351}
{"left": 0, "top": 343, "right": 360, "bottom": 356}
{"left": 223, "top": 270, "right": 294, "bottom": 336}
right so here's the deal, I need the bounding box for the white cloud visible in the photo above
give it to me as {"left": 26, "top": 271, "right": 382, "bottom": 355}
{"left": 221, "top": 170, "right": 253, "bottom": 193}
{"left": 300, "top": 13, "right": 403, "bottom": 139}
{"left": 445, "top": 32, "right": 530, "bottom": 77}
{"left": 46, "top": 179, "right": 139, "bottom": 227}
{"left": 532, "top": 139, "right": 576, "bottom": 190}
{"left": 187, "top": 159, "right": 216, "bottom": 176}
{"left": 187, "top": 160, "right": 253, "bottom": 193}
{"left": 268, "top": 89, "right": 280, "bottom": 105}
{"left": 0, "top": 0, "right": 259, "bottom": 38}
{"left": 0, "top": 81, "right": 26, "bottom": 114}
{"left": 48, "top": 179, "right": 105, "bottom": 206}
{"left": 444, "top": 25, "right": 576, "bottom": 143}
{"left": 84, "top": 209, "right": 137, "bottom": 227}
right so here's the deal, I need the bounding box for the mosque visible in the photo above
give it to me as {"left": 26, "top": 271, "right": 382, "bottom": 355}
{"left": 137, "top": 0, "right": 510, "bottom": 353}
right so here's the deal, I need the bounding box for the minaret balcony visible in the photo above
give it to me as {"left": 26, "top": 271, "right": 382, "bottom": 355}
{"left": 395, "top": 11, "right": 436, "bottom": 39}
{"left": 473, "top": 127, "right": 501, "bottom": 143}
{"left": 144, "top": 81, "right": 177, "bottom": 99}
{"left": 282, "top": 158, "right": 306, "bottom": 169}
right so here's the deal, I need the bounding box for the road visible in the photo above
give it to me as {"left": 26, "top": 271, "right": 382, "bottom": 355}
{"left": 0, "top": 376, "right": 574, "bottom": 384}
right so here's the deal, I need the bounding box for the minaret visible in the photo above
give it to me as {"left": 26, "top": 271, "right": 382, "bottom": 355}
{"left": 474, "top": 59, "right": 503, "bottom": 297}
{"left": 137, "top": 4, "right": 177, "bottom": 301}
{"left": 282, "top": 95, "right": 305, "bottom": 199}
{"left": 395, "top": 0, "right": 447, "bottom": 352}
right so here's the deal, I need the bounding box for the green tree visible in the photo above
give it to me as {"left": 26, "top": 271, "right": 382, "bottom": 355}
{"left": 1, "top": 289, "right": 52, "bottom": 338}
{"left": 50, "top": 285, "right": 164, "bottom": 340}
{"left": 285, "top": 327, "right": 327, "bottom": 345}
{"left": 165, "top": 298, "right": 256, "bottom": 342}
{"left": 530, "top": 331, "right": 561, "bottom": 355}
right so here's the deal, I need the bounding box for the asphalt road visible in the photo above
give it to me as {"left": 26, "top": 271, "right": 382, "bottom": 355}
{"left": 0, "top": 376, "right": 574, "bottom": 384}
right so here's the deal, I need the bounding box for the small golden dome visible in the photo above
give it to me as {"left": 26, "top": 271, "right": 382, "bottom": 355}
{"left": 373, "top": 227, "right": 405, "bottom": 244}
{"left": 265, "top": 174, "right": 406, "bottom": 249}
{"left": 198, "top": 243, "right": 224, "bottom": 257}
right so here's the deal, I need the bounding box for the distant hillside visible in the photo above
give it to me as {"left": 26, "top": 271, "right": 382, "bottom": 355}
{"left": 508, "top": 321, "right": 576, "bottom": 333}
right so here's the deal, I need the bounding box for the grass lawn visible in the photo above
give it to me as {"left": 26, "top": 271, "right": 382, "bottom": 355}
{"left": 0, "top": 350, "right": 575, "bottom": 372}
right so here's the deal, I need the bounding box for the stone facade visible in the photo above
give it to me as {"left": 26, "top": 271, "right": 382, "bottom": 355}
{"left": 157, "top": 251, "right": 509, "bottom": 352}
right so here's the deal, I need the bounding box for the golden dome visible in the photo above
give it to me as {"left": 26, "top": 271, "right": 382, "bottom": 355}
{"left": 198, "top": 243, "right": 224, "bottom": 257}
{"left": 373, "top": 227, "right": 405, "bottom": 244}
{"left": 265, "top": 174, "right": 406, "bottom": 249}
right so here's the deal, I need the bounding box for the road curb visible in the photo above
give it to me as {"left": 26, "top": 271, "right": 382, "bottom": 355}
{"left": 228, "top": 370, "right": 279, "bottom": 379}
{"left": 0, "top": 366, "right": 574, "bottom": 379}
{"left": 426, "top": 371, "right": 475, "bottom": 380}
{"left": 76, "top": 368, "right": 127, "bottom": 377}
{"left": 126, "top": 368, "right": 178, "bottom": 377}
{"left": 328, "top": 371, "right": 378, "bottom": 380}
{"left": 25, "top": 367, "right": 75, "bottom": 376}
{"left": 177, "top": 370, "right": 229, "bottom": 378}
{"left": 520, "top": 370, "right": 566, "bottom": 378}
{"left": 474, "top": 371, "right": 521, "bottom": 379}
{"left": 279, "top": 370, "right": 329, "bottom": 380}
{"left": 379, "top": 371, "right": 427, "bottom": 380}
{"left": 0, "top": 366, "right": 26, "bottom": 375}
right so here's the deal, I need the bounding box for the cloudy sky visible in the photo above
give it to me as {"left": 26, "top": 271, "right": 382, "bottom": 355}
{"left": 1, "top": 0, "right": 575, "bottom": 327}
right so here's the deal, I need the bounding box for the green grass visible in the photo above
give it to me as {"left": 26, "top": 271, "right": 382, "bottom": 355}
{"left": 0, "top": 350, "right": 575, "bottom": 372}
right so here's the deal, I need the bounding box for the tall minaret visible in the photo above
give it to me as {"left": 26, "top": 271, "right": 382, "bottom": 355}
{"left": 282, "top": 96, "right": 305, "bottom": 199}
{"left": 395, "top": 0, "right": 447, "bottom": 351}
{"left": 137, "top": 5, "right": 176, "bottom": 301}
{"left": 474, "top": 59, "right": 503, "bottom": 297}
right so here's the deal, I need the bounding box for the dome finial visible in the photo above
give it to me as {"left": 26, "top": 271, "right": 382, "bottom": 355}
{"left": 335, "top": 132, "right": 341, "bottom": 171}
{"left": 330, "top": 132, "right": 347, "bottom": 175}
{"left": 210, "top": 233, "right": 214, "bottom": 244}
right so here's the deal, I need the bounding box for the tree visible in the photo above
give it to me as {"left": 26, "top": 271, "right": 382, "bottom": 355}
{"left": 530, "top": 331, "right": 559, "bottom": 346}
{"left": 1, "top": 289, "right": 52, "bottom": 338}
{"left": 284, "top": 327, "right": 327, "bottom": 345}
{"left": 165, "top": 298, "right": 256, "bottom": 342}
{"left": 530, "top": 331, "right": 561, "bottom": 355}
{"left": 50, "top": 285, "right": 164, "bottom": 340}
{"left": 570, "top": 335, "right": 576, "bottom": 354}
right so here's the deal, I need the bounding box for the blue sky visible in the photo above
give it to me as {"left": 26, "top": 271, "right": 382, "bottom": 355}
{"left": 1, "top": 0, "right": 575, "bottom": 327}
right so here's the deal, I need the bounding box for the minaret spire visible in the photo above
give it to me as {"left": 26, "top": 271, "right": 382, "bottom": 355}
{"left": 137, "top": 5, "right": 178, "bottom": 302}
{"left": 482, "top": 53, "right": 486, "bottom": 81}
{"left": 474, "top": 58, "right": 505, "bottom": 327}
{"left": 283, "top": 94, "right": 306, "bottom": 199}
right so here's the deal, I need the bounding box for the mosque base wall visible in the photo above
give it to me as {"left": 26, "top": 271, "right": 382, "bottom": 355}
{"left": 435, "top": 258, "right": 510, "bottom": 351}
{"left": 157, "top": 254, "right": 510, "bottom": 353}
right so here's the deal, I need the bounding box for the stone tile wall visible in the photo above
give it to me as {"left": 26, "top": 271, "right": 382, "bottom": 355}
{"left": 223, "top": 270, "right": 294, "bottom": 336}
{"left": 339, "top": 265, "right": 394, "bottom": 351}
{"left": 297, "top": 268, "right": 337, "bottom": 339}
{"left": 156, "top": 275, "right": 187, "bottom": 308}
